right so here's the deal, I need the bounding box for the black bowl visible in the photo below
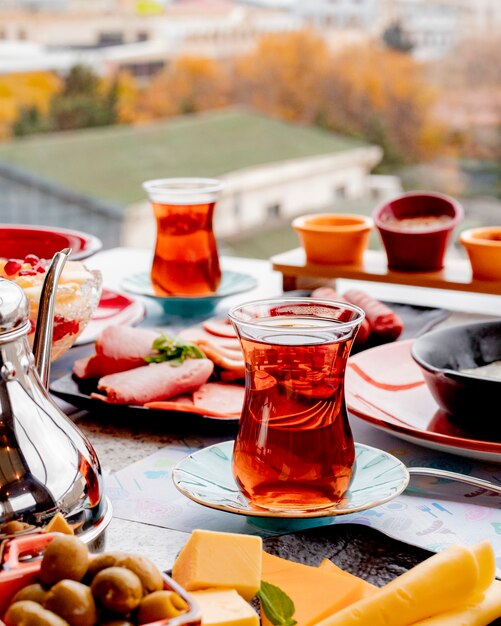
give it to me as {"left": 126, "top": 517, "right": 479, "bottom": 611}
{"left": 411, "top": 320, "right": 501, "bottom": 438}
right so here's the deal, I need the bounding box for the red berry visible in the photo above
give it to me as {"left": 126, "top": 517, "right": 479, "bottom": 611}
{"left": 53, "top": 316, "right": 80, "bottom": 341}
{"left": 24, "top": 254, "right": 39, "bottom": 266}
{"left": 19, "top": 269, "right": 37, "bottom": 276}
{"left": 36, "top": 265, "right": 46, "bottom": 273}
{"left": 4, "top": 260, "right": 22, "bottom": 276}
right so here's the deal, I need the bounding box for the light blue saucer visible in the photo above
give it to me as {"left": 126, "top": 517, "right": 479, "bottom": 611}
{"left": 172, "top": 441, "right": 409, "bottom": 519}
{"left": 121, "top": 270, "right": 257, "bottom": 316}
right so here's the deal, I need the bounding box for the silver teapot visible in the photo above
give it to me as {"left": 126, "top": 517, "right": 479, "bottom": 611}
{"left": 0, "top": 249, "right": 109, "bottom": 543}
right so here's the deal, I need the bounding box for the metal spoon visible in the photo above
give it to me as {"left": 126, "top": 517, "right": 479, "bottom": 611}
{"left": 408, "top": 467, "right": 501, "bottom": 494}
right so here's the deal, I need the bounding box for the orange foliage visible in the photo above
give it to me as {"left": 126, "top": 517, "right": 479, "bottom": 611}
{"left": 234, "top": 31, "right": 446, "bottom": 162}
{"left": 0, "top": 32, "right": 449, "bottom": 163}
{"left": 138, "top": 56, "right": 230, "bottom": 120}
{"left": 320, "top": 43, "right": 445, "bottom": 161}
{"left": 235, "top": 30, "right": 330, "bottom": 123}
{"left": 0, "top": 71, "right": 61, "bottom": 138}
{"left": 103, "top": 71, "right": 139, "bottom": 124}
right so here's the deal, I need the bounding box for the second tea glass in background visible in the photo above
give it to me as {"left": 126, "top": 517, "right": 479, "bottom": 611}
{"left": 228, "top": 298, "right": 365, "bottom": 513}
{"left": 143, "top": 178, "right": 223, "bottom": 297}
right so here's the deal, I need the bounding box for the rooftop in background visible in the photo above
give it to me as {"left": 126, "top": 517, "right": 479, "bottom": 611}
{"left": 0, "top": 109, "right": 367, "bottom": 206}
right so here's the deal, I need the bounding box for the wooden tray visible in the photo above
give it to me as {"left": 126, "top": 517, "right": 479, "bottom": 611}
{"left": 271, "top": 248, "right": 501, "bottom": 295}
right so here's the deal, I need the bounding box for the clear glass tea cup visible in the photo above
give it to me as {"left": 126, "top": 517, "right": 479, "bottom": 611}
{"left": 143, "top": 178, "right": 223, "bottom": 297}
{"left": 228, "top": 298, "right": 365, "bottom": 512}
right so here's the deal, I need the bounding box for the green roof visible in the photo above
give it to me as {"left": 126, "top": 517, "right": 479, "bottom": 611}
{"left": 0, "top": 109, "right": 366, "bottom": 206}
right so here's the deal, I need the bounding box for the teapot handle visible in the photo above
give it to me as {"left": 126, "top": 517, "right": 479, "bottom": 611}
{"left": 32, "top": 248, "right": 72, "bottom": 388}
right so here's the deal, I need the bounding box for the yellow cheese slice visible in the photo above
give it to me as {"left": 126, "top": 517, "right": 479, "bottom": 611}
{"left": 409, "top": 579, "right": 501, "bottom": 626}
{"left": 44, "top": 512, "right": 74, "bottom": 535}
{"left": 172, "top": 530, "right": 262, "bottom": 601}
{"left": 314, "top": 544, "right": 482, "bottom": 626}
{"left": 470, "top": 541, "right": 496, "bottom": 594}
{"left": 261, "top": 551, "right": 367, "bottom": 626}
{"left": 319, "top": 559, "right": 377, "bottom": 599}
{"left": 190, "top": 589, "right": 259, "bottom": 626}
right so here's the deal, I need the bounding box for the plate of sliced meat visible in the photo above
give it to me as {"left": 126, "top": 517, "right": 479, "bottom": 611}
{"left": 51, "top": 322, "right": 245, "bottom": 425}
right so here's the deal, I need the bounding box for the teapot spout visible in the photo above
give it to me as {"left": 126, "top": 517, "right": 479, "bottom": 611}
{"left": 33, "top": 248, "right": 72, "bottom": 387}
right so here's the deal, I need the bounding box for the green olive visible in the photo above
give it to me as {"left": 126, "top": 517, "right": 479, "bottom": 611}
{"left": 116, "top": 554, "right": 163, "bottom": 595}
{"left": 11, "top": 583, "right": 47, "bottom": 605}
{"left": 44, "top": 580, "right": 97, "bottom": 626}
{"left": 4, "top": 601, "right": 70, "bottom": 626}
{"left": 86, "top": 552, "right": 127, "bottom": 582}
{"left": 90, "top": 567, "right": 143, "bottom": 614}
{"left": 137, "top": 591, "right": 189, "bottom": 624}
{"left": 40, "top": 536, "right": 89, "bottom": 586}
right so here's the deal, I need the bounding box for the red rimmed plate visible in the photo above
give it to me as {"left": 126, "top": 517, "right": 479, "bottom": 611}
{"left": 346, "top": 340, "right": 501, "bottom": 463}
{"left": 0, "top": 224, "right": 102, "bottom": 260}
{"left": 75, "top": 288, "right": 145, "bottom": 345}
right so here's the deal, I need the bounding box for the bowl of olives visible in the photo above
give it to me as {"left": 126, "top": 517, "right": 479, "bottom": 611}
{"left": 0, "top": 533, "right": 201, "bottom": 626}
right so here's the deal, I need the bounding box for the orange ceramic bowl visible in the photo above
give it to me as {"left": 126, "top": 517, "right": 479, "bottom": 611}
{"left": 460, "top": 227, "right": 501, "bottom": 280}
{"left": 293, "top": 214, "right": 373, "bottom": 265}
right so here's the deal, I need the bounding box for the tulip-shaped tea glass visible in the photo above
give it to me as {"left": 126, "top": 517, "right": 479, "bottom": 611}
{"left": 228, "top": 298, "right": 365, "bottom": 512}
{"left": 143, "top": 178, "right": 223, "bottom": 297}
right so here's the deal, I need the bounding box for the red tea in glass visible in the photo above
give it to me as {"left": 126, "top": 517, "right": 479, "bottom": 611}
{"left": 143, "top": 178, "right": 223, "bottom": 297}
{"left": 229, "top": 299, "right": 364, "bottom": 512}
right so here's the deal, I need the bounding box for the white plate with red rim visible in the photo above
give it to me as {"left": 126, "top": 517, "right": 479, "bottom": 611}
{"left": 345, "top": 340, "right": 501, "bottom": 463}
{"left": 75, "top": 288, "right": 145, "bottom": 345}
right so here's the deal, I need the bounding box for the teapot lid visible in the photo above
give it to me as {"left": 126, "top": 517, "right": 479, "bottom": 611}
{"left": 0, "top": 278, "right": 30, "bottom": 335}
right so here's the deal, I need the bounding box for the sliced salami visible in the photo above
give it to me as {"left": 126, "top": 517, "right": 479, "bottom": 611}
{"left": 202, "top": 318, "right": 238, "bottom": 338}
{"left": 193, "top": 382, "right": 244, "bottom": 416}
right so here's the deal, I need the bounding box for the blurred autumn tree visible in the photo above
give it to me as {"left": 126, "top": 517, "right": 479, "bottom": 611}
{"left": 321, "top": 44, "right": 446, "bottom": 163}
{"left": 427, "top": 35, "right": 501, "bottom": 160}
{"left": 48, "top": 65, "right": 118, "bottom": 132}
{"left": 235, "top": 30, "right": 330, "bottom": 123}
{"left": 138, "top": 56, "right": 230, "bottom": 119}
{"left": 0, "top": 71, "right": 61, "bottom": 139}
{"left": 112, "top": 71, "right": 140, "bottom": 124}
{"left": 1, "top": 31, "right": 453, "bottom": 167}
{"left": 234, "top": 31, "right": 445, "bottom": 164}
{"left": 12, "top": 66, "right": 133, "bottom": 136}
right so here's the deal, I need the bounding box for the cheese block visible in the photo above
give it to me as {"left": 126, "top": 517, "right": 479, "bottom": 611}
{"left": 261, "top": 551, "right": 367, "bottom": 626}
{"left": 172, "top": 530, "right": 262, "bottom": 601}
{"left": 410, "top": 580, "right": 501, "bottom": 626}
{"left": 319, "top": 559, "right": 377, "bottom": 599}
{"left": 190, "top": 589, "right": 259, "bottom": 626}
{"left": 313, "top": 543, "right": 493, "bottom": 626}
{"left": 44, "top": 512, "right": 74, "bottom": 535}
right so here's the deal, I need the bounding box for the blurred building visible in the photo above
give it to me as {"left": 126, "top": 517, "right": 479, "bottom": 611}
{"left": 292, "top": 0, "right": 379, "bottom": 31}
{"left": 0, "top": 2, "right": 299, "bottom": 78}
{"left": 379, "top": 0, "right": 501, "bottom": 59}
{"left": 381, "top": 0, "right": 464, "bottom": 60}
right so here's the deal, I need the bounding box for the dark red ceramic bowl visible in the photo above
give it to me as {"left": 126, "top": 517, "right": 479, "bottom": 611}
{"left": 411, "top": 320, "right": 501, "bottom": 438}
{"left": 0, "top": 225, "right": 102, "bottom": 261}
{"left": 373, "top": 192, "right": 463, "bottom": 271}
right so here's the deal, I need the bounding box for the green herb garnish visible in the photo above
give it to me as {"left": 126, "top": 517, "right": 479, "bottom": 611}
{"left": 257, "top": 581, "right": 297, "bottom": 626}
{"left": 144, "top": 333, "right": 205, "bottom": 367}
